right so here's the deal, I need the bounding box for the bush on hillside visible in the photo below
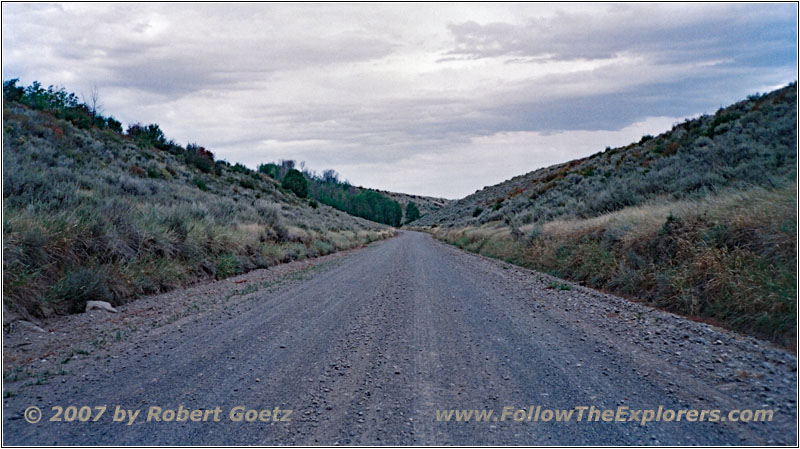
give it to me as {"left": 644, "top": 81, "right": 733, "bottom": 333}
{"left": 185, "top": 143, "right": 215, "bottom": 174}
{"left": 282, "top": 169, "right": 308, "bottom": 198}
{"left": 258, "top": 163, "right": 280, "bottom": 179}
{"left": 405, "top": 201, "right": 421, "bottom": 223}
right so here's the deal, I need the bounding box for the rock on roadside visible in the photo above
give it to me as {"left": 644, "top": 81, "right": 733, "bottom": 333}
{"left": 85, "top": 301, "right": 118, "bottom": 313}
{"left": 10, "top": 320, "right": 47, "bottom": 333}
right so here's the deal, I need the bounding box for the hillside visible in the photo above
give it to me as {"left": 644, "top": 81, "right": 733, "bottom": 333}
{"left": 415, "top": 84, "right": 796, "bottom": 228}
{"left": 372, "top": 189, "right": 453, "bottom": 222}
{"left": 412, "top": 83, "right": 797, "bottom": 344}
{"left": 2, "top": 80, "right": 393, "bottom": 323}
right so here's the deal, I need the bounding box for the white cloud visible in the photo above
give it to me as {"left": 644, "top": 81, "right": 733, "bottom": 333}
{"left": 333, "top": 116, "right": 684, "bottom": 199}
{"left": 2, "top": 3, "right": 796, "bottom": 198}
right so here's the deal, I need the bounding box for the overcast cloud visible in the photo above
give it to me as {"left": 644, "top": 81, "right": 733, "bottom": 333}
{"left": 2, "top": 3, "right": 796, "bottom": 198}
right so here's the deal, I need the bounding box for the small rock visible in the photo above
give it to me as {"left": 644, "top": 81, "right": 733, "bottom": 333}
{"left": 85, "top": 301, "right": 118, "bottom": 313}
{"left": 14, "top": 320, "right": 46, "bottom": 333}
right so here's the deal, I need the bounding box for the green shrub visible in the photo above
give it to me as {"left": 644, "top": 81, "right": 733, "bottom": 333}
{"left": 185, "top": 144, "right": 214, "bottom": 173}
{"left": 281, "top": 169, "right": 308, "bottom": 198}
{"left": 60, "top": 108, "right": 93, "bottom": 129}
{"left": 215, "top": 253, "right": 241, "bottom": 279}
{"left": 405, "top": 202, "right": 421, "bottom": 223}
{"left": 257, "top": 163, "right": 280, "bottom": 179}
{"left": 313, "top": 240, "right": 334, "bottom": 255}
{"left": 239, "top": 177, "right": 255, "bottom": 189}
{"left": 3, "top": 78, "right": 24, "bottom": 102}
{"left": 192, "top": 176, "right": 208, "bottom": 191}
{"left": 127, "top": 123, "right": 167, "bottom": 148}
{"left": 48, "top": 268, "right": 111, "bottom": 313}
{"left": 105, "top": 116, "right": 123, "bottom": 133}
{"left": 231, "top": 163, "right": 251, "bottom": 175}
{"left": 146, "top": 165, "right": 162, "bottom": 179}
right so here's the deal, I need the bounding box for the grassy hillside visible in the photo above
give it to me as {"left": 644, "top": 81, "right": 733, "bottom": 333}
{"left": 3, "top": 82, "right": 393, "bottom": 322}
{"left": 413, "top": 84, "right": 797, "bottom": 345}
{"left": 415, "top": 84, "right": 796, "bottom": 228}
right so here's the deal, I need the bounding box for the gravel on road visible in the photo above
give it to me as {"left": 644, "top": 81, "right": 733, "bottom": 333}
{"left": 3, "top": 231, "right": 796, "bottom": 445}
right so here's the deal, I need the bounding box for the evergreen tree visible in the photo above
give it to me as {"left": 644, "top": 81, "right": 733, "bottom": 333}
{"left": 405, "top": 202, "right": 421, "bottom": 223}
{"left": 282, "top": 169, "right": 308, "bottom": 198}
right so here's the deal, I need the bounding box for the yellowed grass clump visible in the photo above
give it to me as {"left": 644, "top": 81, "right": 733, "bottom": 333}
{"left": 425, "top": 185, "right": 796, "bottom": 345}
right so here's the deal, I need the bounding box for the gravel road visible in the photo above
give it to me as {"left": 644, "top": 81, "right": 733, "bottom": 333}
{"left": 3, "top": 231, "right": 796, "bottom": 445}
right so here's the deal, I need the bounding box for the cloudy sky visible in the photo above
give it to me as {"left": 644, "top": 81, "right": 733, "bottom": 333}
{"left": 3, "top": 3, "right": 797, "bottom": 198}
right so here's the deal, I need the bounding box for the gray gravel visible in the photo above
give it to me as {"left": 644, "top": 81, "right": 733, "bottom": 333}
{"left": 3, "top": 231, "right": 796, "bottom": 445}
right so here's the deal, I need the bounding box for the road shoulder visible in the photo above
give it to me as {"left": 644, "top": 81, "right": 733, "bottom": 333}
{"left": 2, "top": 241, "right": 389, "bottom": 396}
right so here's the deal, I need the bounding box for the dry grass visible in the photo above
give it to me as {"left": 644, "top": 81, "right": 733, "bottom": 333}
{"left": 534, "top": 188, "right": 795, "bottom": 247}
{"left": 3, "top": 101, "right": 395, "bottom": 321}
{"left": 424, "top": 185, "right": 796, "bottom": 345}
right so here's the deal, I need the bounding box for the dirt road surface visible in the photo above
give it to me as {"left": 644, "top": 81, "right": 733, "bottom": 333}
{"left": 3, "top": 231, "right": 796, "bottom": 445}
